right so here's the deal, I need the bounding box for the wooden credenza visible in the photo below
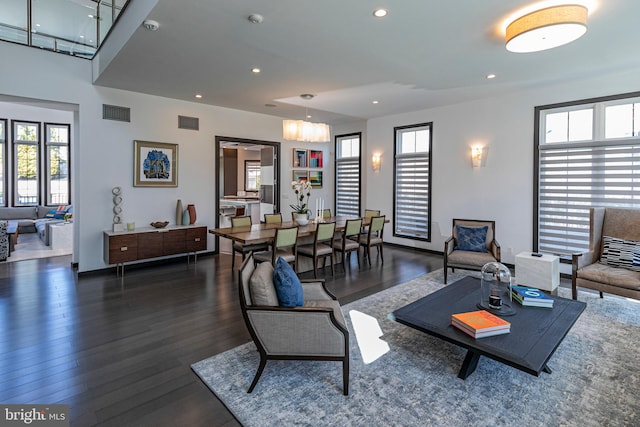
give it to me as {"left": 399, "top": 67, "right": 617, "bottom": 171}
{"left": 104, "top": 224, "right": 207, "bottom": 270}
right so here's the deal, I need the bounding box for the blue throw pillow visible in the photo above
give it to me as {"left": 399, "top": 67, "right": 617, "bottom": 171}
{"left": 45, "top": 209, "right": 57, "bottom": 218}
{"left": 455, "top": 225, "right": 488, "bottom": 252}
{"left": 273, "top": 257, "right": 304, "bottom": 307}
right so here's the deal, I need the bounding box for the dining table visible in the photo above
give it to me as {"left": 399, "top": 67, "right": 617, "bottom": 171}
{"left": 208, "top": 215, "right": 366, "bottom": 245}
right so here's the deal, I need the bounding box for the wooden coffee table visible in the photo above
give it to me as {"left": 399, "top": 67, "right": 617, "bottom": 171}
{"left": 391, "top": 276, "right": 586, "bottom": 379}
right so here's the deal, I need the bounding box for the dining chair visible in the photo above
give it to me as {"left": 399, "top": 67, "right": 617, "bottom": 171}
{"left": 254, "top": 226, "right": 299, "bottom": 270}
{"left": 230, "top": 216, "right": 268, "bottom": 269}
{"left": 264, "top": 213, "right": 283, "bottom": 224}
{"left": 358, "top": 215, "right": 385, "bottom": 266}
{"left": 332, "top": 218, "right": 362, "bottom": 271}
{"left": 322, "top": 209, "right": 332, "bottom": 219}
{"left": 297, "top": 221, "right": 336, "bottom": 278}
{"left": 361, "top": 209, "right": 381, "bottom": 235}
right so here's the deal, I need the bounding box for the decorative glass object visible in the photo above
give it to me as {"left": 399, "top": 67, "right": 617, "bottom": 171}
{"left": 478, "top": 262, "right": 516, "bottom": 316}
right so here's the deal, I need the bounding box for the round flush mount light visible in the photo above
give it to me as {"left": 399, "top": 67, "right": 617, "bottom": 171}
{"left": 300, "top": 93, "right": 315, "bottom": 100}
{"left": 505, "top": 4, "right": 587, "bottom": 53}
{"left": 142, "top": 19, "right": 159, "bottom": 31}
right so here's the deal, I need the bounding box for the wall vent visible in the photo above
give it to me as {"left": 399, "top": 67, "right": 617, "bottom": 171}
{"left": 102, "top": 104, "right": 131, "bottom": 122}
{"left": 178, "top": 115, "right": 199, "bottom": 130}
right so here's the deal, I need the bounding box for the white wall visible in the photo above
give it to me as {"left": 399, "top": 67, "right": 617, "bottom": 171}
{"left": 362, "top": 68, "right": 640, "bottom": 264}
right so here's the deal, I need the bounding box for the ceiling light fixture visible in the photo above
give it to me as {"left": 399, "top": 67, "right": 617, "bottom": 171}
{"left": 282, "top": 94, "right": 331, "bottom": 143}
{"left": 251, "top": 67, "right": 261, "bottom": 73}
{"left": 486, "top": 74, "right": 496, "bottom": 79}
{"left": 505, "top": 4, "right": 587, "bottom": 53}
{"left": 373, "top": 9, "right": 388, "bottom": 18}
{"left": 195, "top": 94, "right": 203, "bottom": 99}
{"left": 248, "top": 14, "right": 264, "bottom": 24}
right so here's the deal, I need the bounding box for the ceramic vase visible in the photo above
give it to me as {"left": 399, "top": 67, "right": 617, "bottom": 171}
{"left": 187, "top": 204, "right": 197, "bottom": 224}
{"left": 176, "top": 199, "right": 183, "bottom": 226}
{"left": 295, "top": 213, "right": 308, "bottom": 226}
{"left": 182, "top": 209, "right": 189, "bottom": 225}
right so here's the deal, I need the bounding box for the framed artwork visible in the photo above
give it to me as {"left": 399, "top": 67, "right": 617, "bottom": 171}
{"left": 293, "top": 148, "right": 308, "bottom": 168}
{"left": 309, "top": 170, "right": 323, "bottom": 187}
{"left": 309, "top": 150, "right": 323, "bottom": 168}
{"left": 292, "top": 169, "right": 309, "bottom": 182}
{"left": 134, "top": 140, "right": 178, "bottom": 187}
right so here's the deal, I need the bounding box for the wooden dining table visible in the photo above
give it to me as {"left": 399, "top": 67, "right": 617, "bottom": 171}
{"left": 208, "top": 216, "right": 366, "bottom": 245}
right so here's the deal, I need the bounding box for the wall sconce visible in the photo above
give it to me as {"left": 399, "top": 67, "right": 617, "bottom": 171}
{"left": 471, "top": 146, "right": 484, "bottom": 168}
{"left": 372, "top": 153, "right": 382, "bottom": 172}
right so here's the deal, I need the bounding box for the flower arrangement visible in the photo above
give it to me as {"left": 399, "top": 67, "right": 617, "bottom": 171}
{"left": 290, "top": 179, "right": 312, "bottom": 214}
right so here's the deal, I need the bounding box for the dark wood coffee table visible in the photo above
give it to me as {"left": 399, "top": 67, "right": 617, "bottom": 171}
{"left": 391, "top": 276, "right": 586, "bottom": 379}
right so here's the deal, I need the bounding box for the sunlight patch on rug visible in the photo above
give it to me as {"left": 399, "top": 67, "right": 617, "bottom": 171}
{"left": 349, "top": 309, "right": 390, "bottom": 364}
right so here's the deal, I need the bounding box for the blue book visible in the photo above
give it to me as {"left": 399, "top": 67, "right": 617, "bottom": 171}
{"left": 511, "top": 285, "right": 554, "bottom": 307}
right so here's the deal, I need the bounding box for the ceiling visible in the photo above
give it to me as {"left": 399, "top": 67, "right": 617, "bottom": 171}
{"left": 92, "top": 0, "right": 640, "bottom": 126}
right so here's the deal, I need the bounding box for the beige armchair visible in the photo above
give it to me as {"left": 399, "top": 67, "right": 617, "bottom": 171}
{"left": 238, "top": 254, "right": 350, "bottom": 395}
{"left": 443, "top": 218, "right": 501, "bottom": 284}
{"left": 572, "top": 207, "right": 640, "bottom": 301}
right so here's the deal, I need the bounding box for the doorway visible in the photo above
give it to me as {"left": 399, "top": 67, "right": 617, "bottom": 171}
{"left": 215, "top": 136, "right": 280, "bottom": 253}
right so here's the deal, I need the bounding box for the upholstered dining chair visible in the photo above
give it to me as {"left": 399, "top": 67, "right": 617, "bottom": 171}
{"left": 361, "top": 209, "right": 381, "bottom": 235}
{"left": 254, "top": 226, "right": 299, "bottom": 270}
{"left": 230, "top": 216, "right": 268, "bottom": 269}
{"left": 443, "top": 218, "right": 501, "bottom": 284}
{"left": 321, "top": 209, "right": 332, "bottom": 219}
{"left": 358, "top": 215, "right": 385, "bottom": 266}
{"left": 333, "top": 218, "right": 362, "bottom": 271}
{"left": 238, "top": 254, "right": 349, "bottom": 395}
{"left": 264, "top": 213, "right": 283, "bottom": 224}
{"left": 297, "top": 221, "right": 336, "bottom": 278}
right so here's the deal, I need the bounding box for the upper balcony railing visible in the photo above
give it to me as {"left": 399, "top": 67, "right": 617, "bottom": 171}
{"left": 0, "top": 0, "right": 129, "bottom": 60}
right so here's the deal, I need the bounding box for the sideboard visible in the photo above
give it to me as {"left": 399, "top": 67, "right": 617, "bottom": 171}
{"left": 104, "top": 224, "right": 207, "bottom": 275}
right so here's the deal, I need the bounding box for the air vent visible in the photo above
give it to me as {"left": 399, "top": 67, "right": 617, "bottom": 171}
{"left": 178, "top": 115, "right": 199, "bottom": 131}
{"left": 102, "top": 104, "right": 131, "bottom": 122}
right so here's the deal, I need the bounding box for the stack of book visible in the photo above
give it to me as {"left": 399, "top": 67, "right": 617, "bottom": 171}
{"left": 451, "top": 310, "right": 511, "bottom": 339}
{"left": 511, "top": 285, "right": 554, "bottom": 308}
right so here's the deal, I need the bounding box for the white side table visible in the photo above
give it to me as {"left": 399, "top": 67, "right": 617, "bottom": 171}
{"left": 50, "top": 222, "right": 73, "bottom": 251}
{"left": 515, "top": 252, "right": 559, "bottom": 293}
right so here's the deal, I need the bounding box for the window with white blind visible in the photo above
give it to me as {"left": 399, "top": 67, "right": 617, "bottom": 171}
{"left": 536, "top": 92, "right": 640, "bottom": 256}
{"left": 394, "top": 123, "right": 432, "bottom": 241}
{"left": 0, "top": 119, "right": 5, "bottom": 206}
{"left": 335, "top": 133, "right": 361, "bottom": 216}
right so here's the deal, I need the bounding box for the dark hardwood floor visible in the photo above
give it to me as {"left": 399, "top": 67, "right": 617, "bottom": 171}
{"left": 0, "top": 246, "right": 443, "bottom": 426}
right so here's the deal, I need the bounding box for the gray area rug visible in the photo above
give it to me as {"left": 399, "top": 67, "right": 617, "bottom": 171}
{"left": 191, "top": 269, "right": 640, "bottom": 426}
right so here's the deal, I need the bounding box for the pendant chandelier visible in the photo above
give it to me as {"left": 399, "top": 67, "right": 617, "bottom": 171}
{"left": 282, "top": 94, "right": 331, "bottom": 142}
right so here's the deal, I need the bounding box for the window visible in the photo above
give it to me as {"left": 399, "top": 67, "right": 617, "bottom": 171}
{"left": 335, "top": 133, "right": 361, "bottom": 216}
{"left": 0, "top": 119, "right": 5, "bottom": 206}
{"left": 245, "top": 160, "right": 260, "bottom": 192}
{"left": 394, "top": 123, "right": 432, "bottom": 241}
{"left": 536, "top": 92, "right": 640, "bottom": 256}
{"left": 46, "top": 123, "right": 70, "bottom": 205}
{"left": 13, "top": 121, "right": 39, "bottom": 206}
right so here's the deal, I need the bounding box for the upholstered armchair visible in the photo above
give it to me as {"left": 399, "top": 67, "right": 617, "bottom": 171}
{"left": 443, "top": 218, "right": 501, "bottom": 284}
{"left": 572, "top": 207, "right": 640, "bottom": 301}
{"left": 238, "top": 254, "right": 350, "bottom": 395}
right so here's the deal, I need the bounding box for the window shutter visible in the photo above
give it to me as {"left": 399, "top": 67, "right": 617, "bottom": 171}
{"left": 336, "top": 157, "right": 359, "bottom": 216}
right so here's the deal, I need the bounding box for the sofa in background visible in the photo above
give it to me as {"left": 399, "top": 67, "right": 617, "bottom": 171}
{"left": 0, "top": 205, "right": 72, "bottom": 245}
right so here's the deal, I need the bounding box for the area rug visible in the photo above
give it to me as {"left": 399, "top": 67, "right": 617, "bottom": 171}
{"left": 191, "top": 269, "right": 640, "bottom": 427}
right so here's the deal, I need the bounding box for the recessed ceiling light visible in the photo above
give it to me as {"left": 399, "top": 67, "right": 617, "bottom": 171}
{"left": 36, "top": 23, "right": 41, "bottom": 27}
{"left": 372, "top": 100, "right": 379, "bottom": 104}
{"left": 373, "top": 9, "right": 388, "bottom": 18}
{"left": 195, "top": 94, "right": 203, "bottom": 99}
{"left": 251, "top": 67, "right": 261, "bottom": 74}
{"left": 486, "top": 74, "right": 496, "bottom": 79}
{"left": 80, "top": 35, "right": 84, "bottom": 38}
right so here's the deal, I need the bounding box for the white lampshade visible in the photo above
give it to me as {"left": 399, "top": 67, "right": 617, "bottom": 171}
{"left": 506, "top": 4, "right": 588, "bottom": 53}
{"left": 282, "top": 120, "right": 331, "bottom": 142}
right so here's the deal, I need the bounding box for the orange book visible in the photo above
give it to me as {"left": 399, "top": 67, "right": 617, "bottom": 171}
{"left": 451, "top": 310, "right": 510, "bottom": 334}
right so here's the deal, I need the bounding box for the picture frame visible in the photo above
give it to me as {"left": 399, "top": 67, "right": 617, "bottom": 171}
{"left": 292, "top": 169, "right": 309, "bottom": 182}
{"left": 293, "top": 148, "right": 308, "bottom": 168}
{"left": 309, "top": 150, "right": 323, "bottom": 168}
{"left": 134, "top": 140, "right": 178, "bottom": 187}
{"left": 309, "top": 170, "right": 323, "bottom": 187}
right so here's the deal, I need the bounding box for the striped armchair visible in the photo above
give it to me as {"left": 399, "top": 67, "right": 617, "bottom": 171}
{"left": 238, "top": 254, "right": 350, "bottom": 395}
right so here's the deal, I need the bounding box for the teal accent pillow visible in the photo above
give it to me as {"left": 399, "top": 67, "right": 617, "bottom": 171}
{"left": 273, "top": 257, "right": 304, "bottom": 307}
{"left": 45, "top": 209, "right": 57, "bottom": 218}
{"left": 455, "top": 225, "right": 488, "bottom": 252}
